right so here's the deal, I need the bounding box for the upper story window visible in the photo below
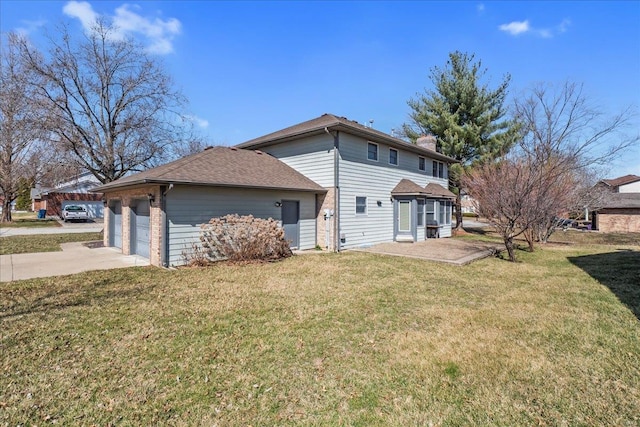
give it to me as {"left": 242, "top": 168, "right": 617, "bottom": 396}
{"left": 356, "top": 196, "right": 367, "bottom": 215}
{"left": 367, "top": 142, "right": 378, "bottom": 161}
{"left": 389, "top": 148, "right": 398, "bottom": 166}
{"left": 433, "top": 161, "right": 445, "bottom": 179}
{"left": 419, "top": 156, "right": 426, "bottom": 171}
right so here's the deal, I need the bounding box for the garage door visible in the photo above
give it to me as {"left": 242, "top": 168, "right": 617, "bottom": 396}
{"left": 110, "top": 201, "right": 122, "bottom": 249}
{"left": 61, "top": 200, "right": 104, "bottom": 218}
{"left": 131, "top": 200, "right": 150, "bottom": 259}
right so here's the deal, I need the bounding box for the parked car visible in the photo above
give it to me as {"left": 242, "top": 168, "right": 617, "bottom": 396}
{"left": 62, "top": 205, "right": 89, "bottom": 222}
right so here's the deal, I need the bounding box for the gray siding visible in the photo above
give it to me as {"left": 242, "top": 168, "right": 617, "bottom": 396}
{"left": 338, "top": 133, "right": 451, "bottom": 248}
{"left": 165, "top": 186, "right": 316, "bottom": 266}
{"left": 261, "top": 134, "right": 335, "bottom": 187}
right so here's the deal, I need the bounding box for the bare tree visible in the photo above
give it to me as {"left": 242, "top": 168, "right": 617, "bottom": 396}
{"left": 464, "top": 81, "right": 637, "bottom": 261}
{"left": 17, "top": 21, "right": 189, "bottom": 184}
{"left": 0, "top": 33, "right": 47, "bottom": 222}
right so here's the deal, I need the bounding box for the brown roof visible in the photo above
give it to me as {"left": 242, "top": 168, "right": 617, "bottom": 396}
{"left": 601, "top": 174, "right": 640, "bottom": 188}
{"left": 391, "top": 179, "right": 427, "bottom": 196}
{"left": 424, "top": 183, "right": 456, "bottom": 199}
{"left": 597, "top": 193, "right": 640, "bottom": 210}
{"left": 92, "top": 147, "right": 326, "bottom": 193}
{"left": 236, "top": 113, "right": 458, "bottom": 164}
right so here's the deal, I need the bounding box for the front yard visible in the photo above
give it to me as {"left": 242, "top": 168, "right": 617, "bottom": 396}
{"left": 1, "top": 241, "right": 639, "bottom": 425}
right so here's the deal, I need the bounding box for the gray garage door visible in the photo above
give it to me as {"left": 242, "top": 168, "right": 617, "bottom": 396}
{"left": 131, "top": 200, "right": 150, "bottom": 259}
{"left": 110, "top": 201, "right": 122, "bottom": 249}
{"left": 61, "top": 200, "right": 104, "bottom": 219}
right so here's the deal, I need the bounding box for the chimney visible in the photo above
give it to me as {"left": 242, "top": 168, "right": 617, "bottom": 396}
{"left": 416, "top": 134, "right": 437, "bottom": 151}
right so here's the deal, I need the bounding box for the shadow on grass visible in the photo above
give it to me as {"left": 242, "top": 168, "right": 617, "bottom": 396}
{"left": 0, "top": 275, "right": 156, "bottom": 320}
{"left": 568, "top": 250, "right": 640, "bottom": 320}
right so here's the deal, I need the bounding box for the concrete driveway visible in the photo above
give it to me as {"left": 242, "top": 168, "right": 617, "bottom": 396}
{"left": 355, "top": 238, "right": 502, "bottom": 265}
{"left": 0, "top": 242, "right": 149, "bottom": 282}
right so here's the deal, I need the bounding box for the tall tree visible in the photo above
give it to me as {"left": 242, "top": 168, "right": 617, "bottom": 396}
{"left": 0, "top": 33, "right": 46, "bottom": 222}
{"left": 403, "top": 51, "right": 520, "bottom": 230}
{"left": 17, "top": 20, "right": 188, "bottom": 184}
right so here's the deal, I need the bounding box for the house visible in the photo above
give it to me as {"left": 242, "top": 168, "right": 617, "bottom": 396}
{"left": 94, "top": 113, "right": 457, "bottom": 267}
{"left": 592, "top": 174, "right": 640, "bottom": 232}
{"left": 31, "top": 172, "right": 104, "bottom": 218}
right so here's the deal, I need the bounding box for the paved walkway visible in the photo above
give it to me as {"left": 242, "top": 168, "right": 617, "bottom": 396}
{"left": 0, "top": 242, "right": 149, "bottom": 282}
{"left": 355, "top": 238, "right": 502, "bottom": 265}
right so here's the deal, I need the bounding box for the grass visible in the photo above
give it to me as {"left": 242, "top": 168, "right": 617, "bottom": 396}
{"left": 0, "top": 218, "right": 61, "bottom": 228}
{"left": 0, "top": 232, "right": 103, "bottom": 255}
{"left": 1, "top": 242, "right": 639, "bottom": 425}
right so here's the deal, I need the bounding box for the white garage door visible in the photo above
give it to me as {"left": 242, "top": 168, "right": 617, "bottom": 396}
{"left": 61, "top": 200, "right": 104, "bottom": 218}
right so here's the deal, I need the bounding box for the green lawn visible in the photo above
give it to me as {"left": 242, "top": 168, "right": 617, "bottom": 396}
{"left": 1, "top": 241, "right": 638, "bottom": 425}
{"left": 0, "top": 232, "right": 103, "bottom": 255}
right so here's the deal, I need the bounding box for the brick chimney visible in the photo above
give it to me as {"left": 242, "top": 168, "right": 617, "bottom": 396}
{"left": 416, "top": 134, "right": 437, "bottom": 151}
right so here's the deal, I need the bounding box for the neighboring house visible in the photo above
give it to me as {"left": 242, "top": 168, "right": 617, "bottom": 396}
{"left": 460, "top": 193, "right": 478, "bottom": 214}
{"left": 592, "top": 174, "right": 640, "bottom": 232}
{"left": 31, "top": 172, "right": 104, "bottom": 218}
{"left": 94, "top": 113, "right": 457, "bottom": 267}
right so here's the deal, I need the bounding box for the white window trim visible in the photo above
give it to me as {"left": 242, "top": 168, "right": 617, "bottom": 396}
{"left": 367, "top": 142, "right": 379, "bottom": 162}
{"left": 389, "top": 148, "right": 399, "bottom": 166}
{"left": 419, "top": 156, "right": 426, "bottom": 171}
{"left": 355, "top": 196, "right": 367, "bottom": 215}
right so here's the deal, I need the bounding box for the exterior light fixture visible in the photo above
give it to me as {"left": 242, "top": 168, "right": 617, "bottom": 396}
{"left": 275, "top": 201, "right": 282, "bottom": 207}
{"left": 148, "top": 193, "right": 155, "bottom": 204}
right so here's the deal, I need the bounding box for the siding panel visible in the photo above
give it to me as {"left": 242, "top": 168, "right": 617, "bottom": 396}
{"left": 166, "top": 186, "right": 316, "bottom": 266}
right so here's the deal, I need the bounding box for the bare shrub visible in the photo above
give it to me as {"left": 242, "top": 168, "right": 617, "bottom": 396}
{"left": 198, "top": 214, "right": 293, "bottom": 263}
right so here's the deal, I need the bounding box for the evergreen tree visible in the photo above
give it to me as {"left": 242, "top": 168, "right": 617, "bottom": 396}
{"left": 403, "top": 51, "right": 520, "bottom": 229}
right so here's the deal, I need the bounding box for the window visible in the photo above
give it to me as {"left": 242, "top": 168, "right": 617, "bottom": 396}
{"left": 419, "top": 156, "right": 426, "bottom": 171}
{"left": 445, "top": 201, "right": 452, "bottom": 225}
{"left": 432, "top": 161, "right": 444, "bottom": 178}
{"left": 398, "top": 200, "right": 411, "bottom": 231}
{"left": 389, "top": 148, "right": 398, "bottom": 165}
{"left": 356, "top": 196, "right": 367, "bottom": 215}
{"left": 426, "top": 200, "right": 436, "bottom": 222}
{"left": 417, "top": 199, "right": 425, "bottom": 227}
{"left": 439, "top": 201, "right": 446, "bottom": 225}
{"left": 367, "top": 142, "right": 378, "bottom": 161}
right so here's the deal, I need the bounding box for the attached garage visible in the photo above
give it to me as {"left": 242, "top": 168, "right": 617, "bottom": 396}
{"left": 93, "top": 147, "right": 326, "bottom": 267}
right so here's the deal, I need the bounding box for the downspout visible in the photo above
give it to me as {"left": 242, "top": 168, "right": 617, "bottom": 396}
{"left": 161, "top": 183, "right": 174, "bottom": 267}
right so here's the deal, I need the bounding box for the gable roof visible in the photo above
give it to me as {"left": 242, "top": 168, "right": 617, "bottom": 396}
{"left": 92, "top": 147, "right": 326, "bottom": 193}
{"left": 236, "top": 113, "right": 458, "bottom": 163}
{"left": 601, "top": 174, "right": 640, "bottom": 188}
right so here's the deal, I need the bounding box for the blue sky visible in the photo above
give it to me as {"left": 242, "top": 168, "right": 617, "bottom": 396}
{"left": 2, "top": 1, "right": 639, "bottom": 176}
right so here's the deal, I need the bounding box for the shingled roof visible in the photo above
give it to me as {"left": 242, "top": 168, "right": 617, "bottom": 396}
{"left": 601, "top": 174, "right": 640, "bottom": 188}
{"left": 93, "top": 147, "right": 326, "bottom": 193}
{"left": 390, "top": 179, "right": 456, "bottom": 199}
{"left": 597, "top": 193, "right": 640, "bottom": 209}
{"left": 236, "top": 113, "right": 458, "bottom": 164}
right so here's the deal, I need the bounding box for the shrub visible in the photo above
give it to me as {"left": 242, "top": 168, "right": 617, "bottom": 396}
{"left": 197, "top": 214, "right": 293, "bottom": 263}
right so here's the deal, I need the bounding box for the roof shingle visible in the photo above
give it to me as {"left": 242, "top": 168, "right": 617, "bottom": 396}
{"left": 93, "top": 147, "right": 326, "bottom": 193}
{"left": 601, "top": 174, "right": 640, "bottom": 188}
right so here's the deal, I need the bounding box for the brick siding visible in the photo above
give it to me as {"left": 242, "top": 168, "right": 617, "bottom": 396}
{"left": 596, "top": 209, "right": 640, "bottom": 233}
{"left": 316, "top": 187, "right": 336, "bottom": 250}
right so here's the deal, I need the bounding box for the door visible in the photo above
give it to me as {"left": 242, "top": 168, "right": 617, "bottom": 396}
{"left": 110, "top": 201, "right": 122, "bottom": 249}
{"left": 281, "top": 200, "right": 300, "bottom": 249}
{"left": 131, "top": 200, "right": 151, "bottom": 258}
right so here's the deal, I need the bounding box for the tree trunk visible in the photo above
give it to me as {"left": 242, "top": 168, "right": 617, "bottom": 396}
{"left": 1, "top": 199, "right": 12, "bottom": 222}
{"left": 504, "top": 236, "right": 516, "bottom": 262}
{"left": 454, "top": 191, "right": 463, "bottom": 230}
{"left": 523, "top": 228, "right": 535, "bottom": 252}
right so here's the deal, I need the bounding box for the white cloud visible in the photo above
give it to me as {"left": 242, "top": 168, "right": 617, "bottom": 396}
{"left": 62, "top": 1, "right": 181, "bottom": 54}
{"left": 185, "top": 115, "right": 210, "bottom": 129}
{"left": 15, "top": 19, "right": 47, "bottom": 36}
{"left": 499, "top": 18, "right": 571, "bottom": 38}
{"left": 477, "top": 3, "right": 485, "bottom": 14}
{"left": 499, "top": 20, "right": 530, "bottom": 36}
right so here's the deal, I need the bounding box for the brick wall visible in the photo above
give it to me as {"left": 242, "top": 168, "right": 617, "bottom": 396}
{"left": 103, "top": 185, "right": 163, "bottom": 266}
{"left": 597, "top": 209, "right": 640, "bottom": 233}
{"left": 316, "top": 188, "right": 336, "bottom": 250}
